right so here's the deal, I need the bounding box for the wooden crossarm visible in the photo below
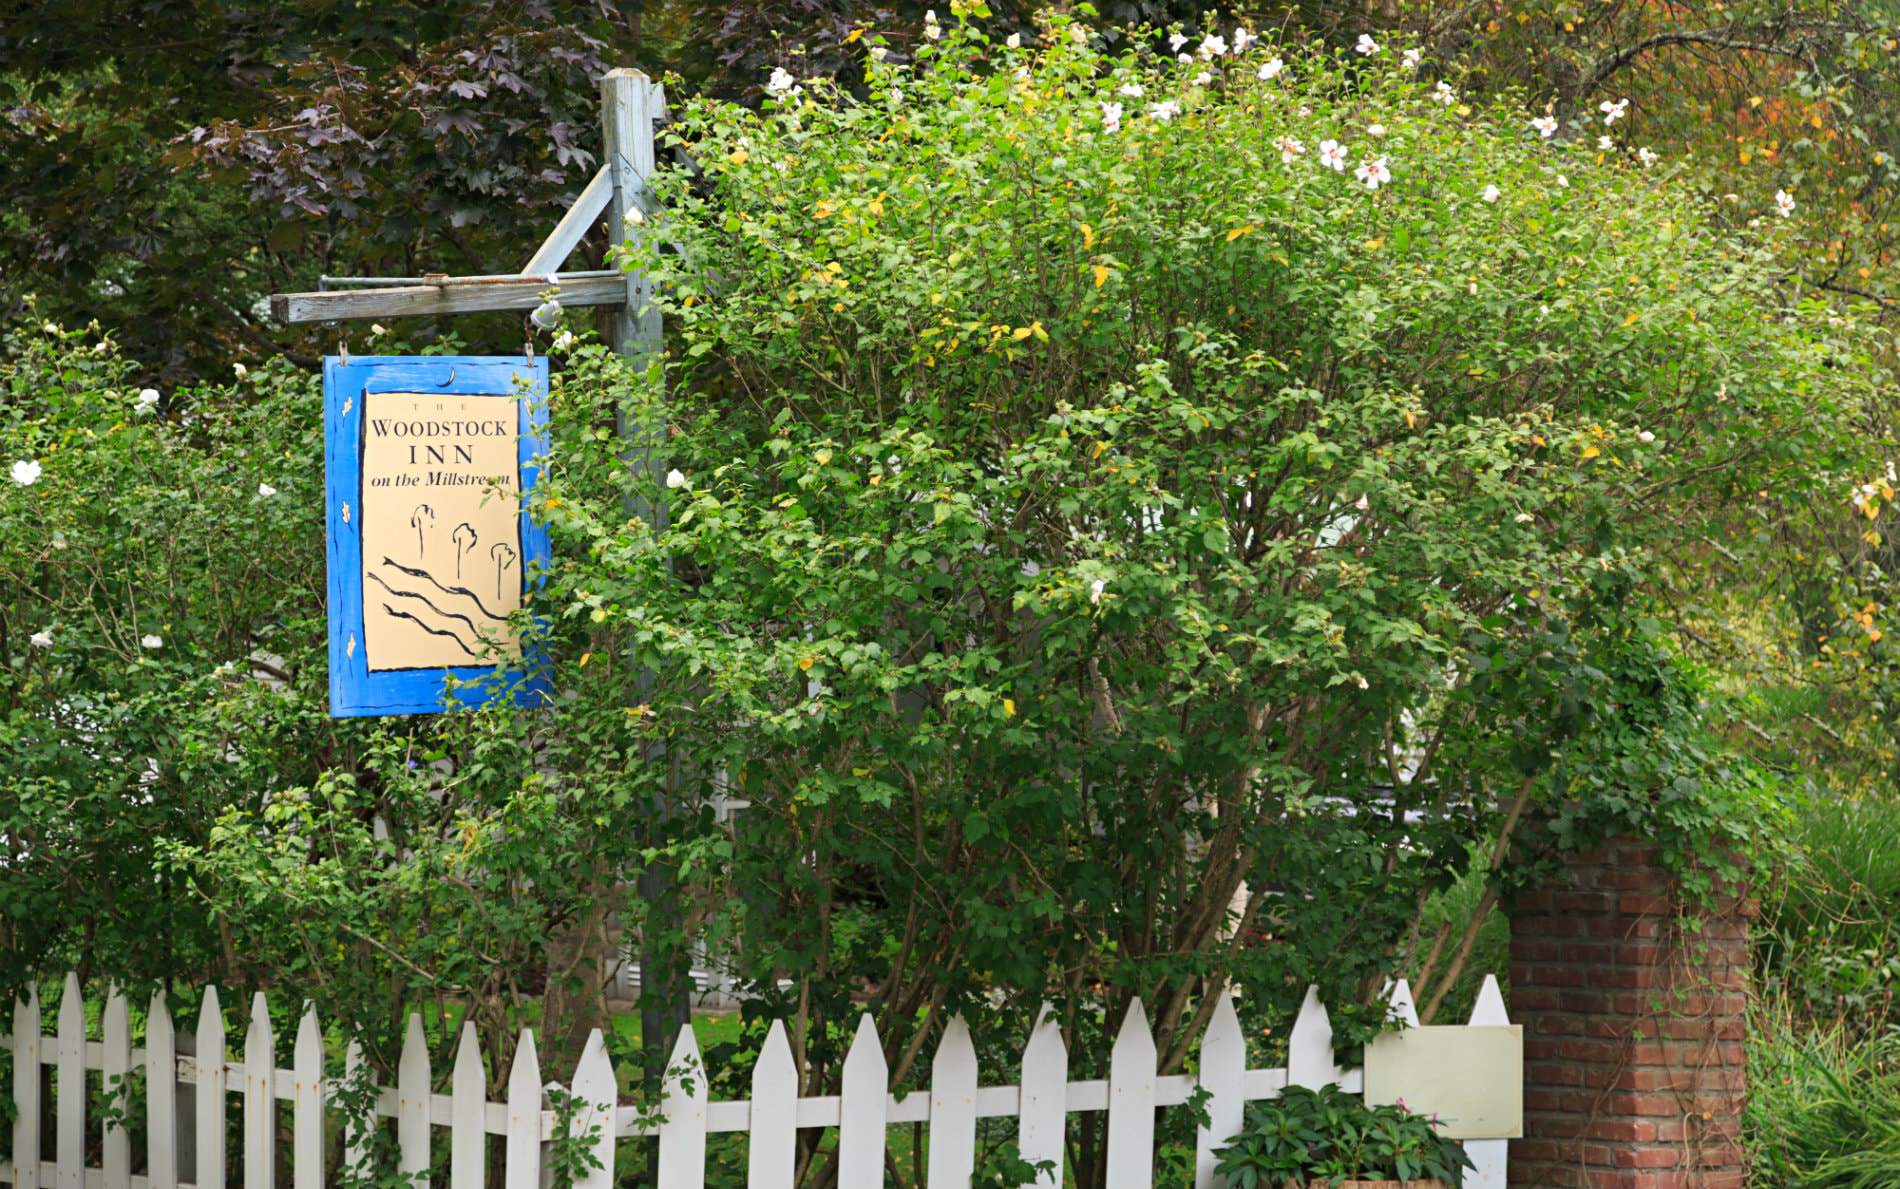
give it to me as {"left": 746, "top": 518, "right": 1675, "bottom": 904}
{"left": 270, "top": 272, "right": 628, "bottom": 324}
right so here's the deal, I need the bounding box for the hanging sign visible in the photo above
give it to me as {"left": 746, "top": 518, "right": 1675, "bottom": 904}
{"left": 325, "top": 355, "right": 552, "bottom": 716}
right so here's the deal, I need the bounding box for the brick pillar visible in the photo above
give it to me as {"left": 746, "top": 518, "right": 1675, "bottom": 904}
{"left": 1507, "top": 837, "right": 1754, "bottom": 1189}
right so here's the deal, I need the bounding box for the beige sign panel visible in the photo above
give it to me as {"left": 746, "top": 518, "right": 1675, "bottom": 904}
{"left": 358, "top": 391, "right": 523, "bottom": 672}
{"left": 1362, "top": 1025, "right": 1523, "bottom": 1140}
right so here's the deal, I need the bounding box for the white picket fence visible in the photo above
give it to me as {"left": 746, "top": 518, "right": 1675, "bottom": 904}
{"left": 3, "top": 973, "right": 1509, "bottom": 1189}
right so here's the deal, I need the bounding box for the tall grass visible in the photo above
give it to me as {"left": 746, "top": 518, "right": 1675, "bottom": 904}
{"left": 1747, "top": 993, "right": 1900, "bottom": 1187}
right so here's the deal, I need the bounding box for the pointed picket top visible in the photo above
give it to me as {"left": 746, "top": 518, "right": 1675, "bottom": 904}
{"left": 147, "top": 988, "right": 178, "bottom": 1189}
{"left": 450, "top": 1020, "right": 487, "bottom": 1189}
{"left": 1386, "top": 978, "right": 1421, "bottom": 1028}
{"left": 748, "top": 1020, "right": 799, "bottom": 1189}
{"left": 567, "top": 1028, "right": 617, "bottom": 1189}
{"left": 1106, "top": 998, "right": 1158, "bottom": 1189}
{"left": 1194, "top": 989, "right": 1246, "bottom": 1189}
{"left": 294, "top": 1004, "right": 326, "bottom": 1189}
{"left": 55, "top": 973, "right": 85, "bottom": 1189}
{"left": 1469, "top": 973, "right": 1509, "bottom": 1025}
{"left": 102, "top": 987, "right": 132, "bottom": 1189}
{"left": 12, "top": 984, "right": 42, "bottom": 1189}
{"left": 1286, "top": 985, "right": 1338, "bottom": 1089}
{"left": 657, "top": 1024, "right": 708, "bottom": 1188}
{"left": 243, "top": 991, "right": 274, "bottom": 1189}
{"left": 396, "top": 1013, "right": 431, "bottom": 1187}
{"left": 196, "top": 986, "right": 228, "bottom": 1189}
{"left": 926, "top": 1016, "right": 978, "bottom": 1188}
{"left": 1018, "top": 1002, "right": 1067, "bottom": 1186}
{"left": 837, "top": 1014, "right": 889, "bottom": 1189}
{"left": 504, "top": 1029, "right": 542, "bottom": 1189}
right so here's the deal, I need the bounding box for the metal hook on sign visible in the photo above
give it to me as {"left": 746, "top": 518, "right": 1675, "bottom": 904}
{"left": 438, "top": 367, "right": 456, "bottom": 386}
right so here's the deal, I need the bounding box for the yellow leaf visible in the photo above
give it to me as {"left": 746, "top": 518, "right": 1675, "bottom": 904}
{"left": 579, "top": 652, "right": 593, "bottom": 668}
{"left": 799, "top": 655, "right": 815, "bottom": 671}
{"left": 1623, "top": 311, "right": 1640, "bottom": 326}
{"left": 1227, "top": 224, "right": 1257, "bottom": 242}
{"left": 844, "top": 27, "right": 864, "bottom": 42}
{"left": 1080, "top": 223, "right": 1096, "bottom": 249}
{"left": 1404, "top": 410, "right": 1418, "bottom": 429}
{"left": 727, "top": 149, "right": 748, "bottom": 166}
{"left": 868, "top": 473, "right": 883, "bottom": 485}
{"left": 1093, "top": 264, "right": 1111, "bottom": 288}
{"left": 1002, "top": 698, "right": 1016, "bottom": 717}
{"left": 1011, "top": 326, "right": 1034, "bottom": 341}
{"left": 1749, "top": 95, "right": 1764, "bottom": 108}
{"left": 1363, "top": 237, "right": 1385, "bottom": 250}
{"left": 1581, "top": 445, "right": 1601, "bottom": 460}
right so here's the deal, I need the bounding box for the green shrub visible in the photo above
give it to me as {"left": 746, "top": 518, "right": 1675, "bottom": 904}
{"left": 1215, "top": 1084, "right": 1472, "bottom": 1187}
{"left": 1747, "top": 993, "right": 1900, "bottom": 1187}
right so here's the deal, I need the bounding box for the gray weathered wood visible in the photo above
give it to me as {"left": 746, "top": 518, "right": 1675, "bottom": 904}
{"left": 521, "top": 166, "right": 614, "bottom": 278}
{"left": 271, "top": 273, "right": 628, "bottom": 324}
{"left": 598, "top": 69, "right": 664, "bottom": 361}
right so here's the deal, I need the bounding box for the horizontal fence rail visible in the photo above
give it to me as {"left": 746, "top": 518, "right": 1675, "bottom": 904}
{"left": 3, "top": 973, "right": 1509, "bottom": 1189}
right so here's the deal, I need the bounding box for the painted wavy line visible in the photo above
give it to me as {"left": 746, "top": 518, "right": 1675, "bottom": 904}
{"left": 380, "top": 556, "right": 509, "bottom": 620}
{"left": 380, "top": 604, "right": 480, "bottom": 660}
{"left": 368, "top": 570, "right": 501, "bottom": 645}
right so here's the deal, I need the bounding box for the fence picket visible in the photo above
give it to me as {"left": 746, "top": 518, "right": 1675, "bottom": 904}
{"left": 1285, "top": 986, "right": 1337, "bottom": 1089}
{"left": 55, "top": 975, "right": 83, "bottom": 1189}
{"left": 294, "top": 1005, "right": 324, "bottom": 1189}
{"left": 747, "top": 1021, "right": 797, "bottom": 1189}
{"left": 836, "top": 1015, "right": 887, "bottom": 1189}
{"left": 451, "top": 1022, "right": 486, "bottom": 1189}
{"left": 1105, "top": 999, "right": 1157, "bottom": 1189}
{"left": 12, "top": 986, "right": 42, "bottom": 1189}
{"left": 1464, "top": 975, "right": 1511, "bottom": 1189}
{"left": 148, "top": 990, "right": 178, "bottom": 1189}
{"left": 657, "top": 1024, "right": 707, "bottom": 1188}
{"left": 397, "top": 1015, "right": 431, "bottom": 1188}
{"left": 196, "top": 988, "right": 227, "bottom": 1189}
{"left": 925, "top": 1016, "right": 977, "bottom": 1188}
{"left": 1017, "top": 1004, "right": 1066, "bottom": 1188}
{"left": 568, "top": 1030, "right": 617, "bottom": 1189}
{"left": 102, "top": 989, "right": 131, "bottom": 1189}
{"left": 1386, "top": 978, "right": 1421, "bottom": 1028}
{"left": 1194, "top": 990, "right": 1245, "bottom": 1189}
{"left": 243, "top": 992, "right": 274, "bottom": 1189}
{"left": 505, "top": 1030, "right": 541, "bottom": 1189}
{"left": 343, "top": 1038, "right": 370, "bottom": 1180}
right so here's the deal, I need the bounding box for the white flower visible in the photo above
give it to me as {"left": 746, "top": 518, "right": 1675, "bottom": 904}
{"left": 766, "top": 66, "right": 797, "bottom": 94}
{"left": 1355, "top": 155, "right": 1391, "bottom": 190}
{"left": 1514, "top": 511, "right": 1535, "bottom": 523}
{"left": 531, "top": 298, "right": 562, "bottom": 329}
{"left": 136, "top": 387, "right": 160, "bottom": 412}
{"left": 1531, "top": 115, "right": 1558, "bottom": 139}
{"left": 1599, "top": 97, "right": 1629, "bottom": 125}
{"left": 1199, "top": 32, "right": 1228, "bottom": 58}
{"left": 257, "top": 482, "right": 277, "bottom": 497}
{"left": 1168, "top": 32, "right": 1189, "bottom": 52}
{"left": 1069, "top": 25, "right": 1086, "bottom": 44}
{"left": 1178, "top": 52, "right": 1193, "bottom": 63}
{"left": 1432, "top": 81, "right": 1456, "bottom": 105}
{"left": 1367, "top": 123, "right": 1386, "bottom": 137}
{"left": 1148, "top": 99, "right": 1181, "bottom": 122}
{"left": 1089, "top": 578, "right": 1107, "bottom": 605}
{"left": 869, "top": 45, "right": 888, "bottom": 61}
{"left": 1775, "top": 189, "right": 1796, "bottom": 218}
{"left": 11, "top": 459, "right": 41, "bottom": 486}
{"left": 1556, "top": 174, "right": 1570, "bottom": 188}
{"left": 1318, "top": 139, "right": 1348, "bottom": 171}
{"left": 1234, "top": 28, "right": 1257, "bottom": 53}
{"left": 889, "top": 88, "right": 903, "bottom": 104}
{"left": 43, "top": 321, "right": 60, "bottom": 335}
{"left": 369, "top": 323, "right": 388, "bottom": 337}
{"left": 141, "top": 634, "right": 163, "bottom": 650}
{"left": 923, "top": 10, "right": 941, "bottom": 39}
{"left": 1005, "top": 32, "right": 1020, "bottom": 48}
{"left": 1192, "top": 71, "right": 1212, "bottom": 86}
{"left": 1637, "top": 146, "right": 1658, "bottom": 167}
{"left": 1597, "top": 134, "right": 1615, "bottom": 150}
{"left": 1258, "top": 56, "right": 1284, "bottom": 80}
{"left": 1118, "top": 82, "right": 1145, "bottom": 98}
{"left": 1355, "top": 493, "right": 1371, "bottom": 511}
{"left": 1355, "top": 33, "right": 1379, "bottom": 55}
{"left": 1100, "top": 101, "right": 1123, "bottom": 133}
{"left": 1354, "top": 673, "right": 1369, "bottom": 690}
{"left": 51, "top": 532, "right": 67, "bottom": 550}
{"left": 232, "top": 362, "right": 248, "bottom": 378}
{"left": 1276, "top": 135, "right": 1305, "bottom": 162}
{"left": 552, "top": 329, "right": 577, "bottom": 352}
{"left": 1481, "top": 184, "right": 1501, "bottom": 203}
{"left": 1637, "top": 430, "right": 1656, "bottom": 444}
{"left": 30, "top": 630, "right": 52, "bottom": 649}
{"left": 1401, "top": 47, "right": 1423, "bottom": 70}
{"left": 665, "top": 468, "right": 688, "bottom": 489}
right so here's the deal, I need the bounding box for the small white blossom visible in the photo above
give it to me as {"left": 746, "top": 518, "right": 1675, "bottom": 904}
{"left": 1599, "top": 97, "right": 1629, "bottom": 125}
{"left": 1168, "top": 32, "right": 1190, "bottom": 52}
{"left": 1355, "top": 155, "right": 1391, "bottom": 190}
{"left": 1355, "top": 493, "right": 1371, "bottom": 511}
{"left": 1597, "top": 134, "right": 1615, "bottom": 150}
{"left": 1148, "top": 99, "right": 1181, "bottom": 122}
{"left": 11, "top": 459, "right": 41, "bottom": 486}
{"left": 1234, "top": 28, "right": 1257, "bottom": 53}
{"left": 1514, "top": 511, "right": 1535, "bottom": 523}
{"left": 31, "top": 630, "right": 52, "bottom": 648}
{"left": 1401, "top": 47, "right": 1423, "bottom": 70}
{"left": 552, "top": 329, "right": 577, "bottom": 352}
{"left": 766, "top": 66, "right": 797, "bottom": 94}
{"left": 923, "top": 10, "right": 941, "bottom": 39}
{"left": 1005, "top": 32, "right": 1020, "bottom": 48}
{"left": 1556, "top": 174, "right": 1570, "bottom": 188}
{"left": 1318, "top": 139, "right": 1348, "bottom": 171}
{"left": 1276, "top": 136, "right": 1305, "bottom": 162}
{"left": 1192, "top": 70, "right": 1212, "bottom": 86}
{"left": 1355, "top": 33, "right": 1379, "bottom": 55}
{"left": 1432, "top": 81, "right": 1456, "bottom": 105}
{"left": 1482, "top": 184, "right": 1501, "bottom": 203}
{"left": 665, "top": 468, "right": 689, "bottom": 489}
{"left": 1198, "top": 32, "right": 1228, "bottom": 58}
{"left": 1258, "top": 56, "right": 1284, "bottom": 80}
{"left": 1637, "top": 430, "right": 1656, "bottom": 444}
{"left": 1117, "top": 82, "right": 1144, "bottom": 98}
{"left": 43, "top": 322, "right": 60, "bottom": 335}
{"left": 1100, "top": 101, "right": 1124, "bottom": 133}
{"left": 232, "top": 362, "right": 248, "bottom": 378}
{"left": 51, "top": 533, "right": 67, "bottom": 550}
{"left": 1637, "top": 146, "right": 1658, "bottom": 167}
{"left": 369, "top": 323, "right": 388, "bottom": 337}
{"left": 869, "top": 45, "right": 888, "bottom": 60}
{"left": 136, "top": 387, "right": 160, "bottom": 412}
{"left": 1367, "top": 123, "right": 1386, "bottom": 137}
{"left": 141, "top": 634, "right": 163, "bottom": 650}
{"left": 1177, "top": 52, "right": 1193, "bottom": 63}
{"left": 1531, "top": 115, "right": 1558, "bottom": 139}
{"left": 1089, "top": 578, "right": 1108, "bottom": 605}
{"left": 1354, "top": 673, "right": 1370, "bottom": 690}
{"left": 1775, "top": 189, "right": 1796, "bottom": 218}
{"left": 257, "top": 482, "right": 277, "bottom": 498}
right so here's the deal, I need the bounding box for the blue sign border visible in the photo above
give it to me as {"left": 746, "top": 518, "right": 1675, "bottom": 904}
{"left": 325, "top": 355, "right": 553, "bottom": 717}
